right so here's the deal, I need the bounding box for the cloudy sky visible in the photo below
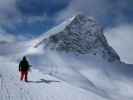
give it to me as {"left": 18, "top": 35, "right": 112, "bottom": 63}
{"left": 0, "top": 0, "right": 133, "bottom": 35}
{"left": 0, "top": 0, "right": 133, "bottom": 63}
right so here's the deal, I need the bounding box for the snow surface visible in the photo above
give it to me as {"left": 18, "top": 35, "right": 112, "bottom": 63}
{"left": 0, "top": 57, "right": 107, "bottom": 100}
{"left": 27, "top": 50, "right": 133, "bottom": 100}
{"left": 1, "top": 51, "right": 133, "bottom": 100}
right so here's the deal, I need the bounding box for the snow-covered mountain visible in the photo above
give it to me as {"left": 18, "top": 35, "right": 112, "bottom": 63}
{"left": 0, "top": 14, "right": 133, "bottom": 100}
{"left": 34, "top": 14, "right": 120, "bottom": 62}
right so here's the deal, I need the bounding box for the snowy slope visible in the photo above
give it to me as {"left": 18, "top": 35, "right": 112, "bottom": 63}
{"left": 0, "top": 57, "right": 107, "bottom": 100}
{"left": 1, "top": 53, "right": 133, "bottom": 100}
{"left": 27, "top": 50, "right": 133, "bottom": 100}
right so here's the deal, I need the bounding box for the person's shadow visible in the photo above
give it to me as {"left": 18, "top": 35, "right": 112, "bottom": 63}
{"left": 27, "top": 79, "right": 60, "bottom": 84}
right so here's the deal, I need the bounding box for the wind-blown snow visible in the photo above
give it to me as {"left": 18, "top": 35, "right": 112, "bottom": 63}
{"left": 33, "top": 16, "right": 76, "bottom": 48}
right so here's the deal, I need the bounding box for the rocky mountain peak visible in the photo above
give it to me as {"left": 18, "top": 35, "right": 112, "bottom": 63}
{"left": 36, "top": 14, "right": 120, "bottom": 62}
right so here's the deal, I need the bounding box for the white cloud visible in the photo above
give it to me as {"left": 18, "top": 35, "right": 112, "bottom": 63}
{"left": 104, "top": 24, "right": 133, "bottom": 64}
{"left": 0, "top": 33, "right": 16, "bottom": 42}
{"left": 0, "top": 0, "right": 16, "bottom": 11}
{"left": 0, "top": 0, "right": 48, "bottom": 28}
{"left": 55, "top": 0, "right": 133, "bottom": 26}
{"left": 55, "top": 0, "right": 111, "bottom": 23}
{"left": 0, "top": 0, "right": 21, "bottom": 31}
{"left": 0, "top": 27, "right": 16, "bottom": 42}
{"left": 0, "top": 34, "right": 15, "bottom": 42}
{"left": 0, "top": 0, "right": 17, "bottom": 20}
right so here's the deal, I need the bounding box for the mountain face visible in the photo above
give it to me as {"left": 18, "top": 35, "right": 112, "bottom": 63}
{"left": 35, "top": 14, "right": 120, "bottom": 62}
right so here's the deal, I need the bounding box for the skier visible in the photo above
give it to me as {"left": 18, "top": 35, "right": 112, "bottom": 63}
{"left": 19, "top": 56, "right": 31, "bottom": 82}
